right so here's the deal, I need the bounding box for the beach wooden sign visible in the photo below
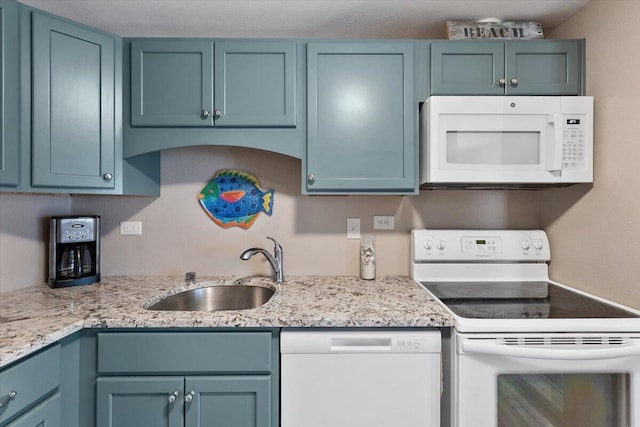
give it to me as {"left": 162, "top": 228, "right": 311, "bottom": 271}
{"left": 447, "top": 21, "right": 543, "bottom": 40}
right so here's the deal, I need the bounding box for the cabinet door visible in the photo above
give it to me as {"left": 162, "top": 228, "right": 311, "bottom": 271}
{"left": 0, "top": 0, "right": 19, "bottom": 187}
{"left": 306, "top": 42, "right": 416, "bottom": 193}
{"left": 214, "top": 41, "right": 296, "bottom": 127}
{"left": 184, "top": 376, "right": 271, "bottom": 427}
{"left": 506, "top": 40, "right": 581, "bottom": 95}
{"left": 96, "top": 377, "right": 184, "bottom": 427}
{"left": 430, "top": 40, "right": 505, "bottom": 95}
{"left": 131, "top": 40, "right": 213, "bottom": 126}
{"left": 4, "top": 394, "right": 60, "bottom": 427}
{"left": 31, "top": 13, "right": 116, "bottom": 189}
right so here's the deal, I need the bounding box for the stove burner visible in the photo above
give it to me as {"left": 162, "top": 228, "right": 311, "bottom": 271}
{"left": 421, "top": 282, "right": 636, "bottom": 320}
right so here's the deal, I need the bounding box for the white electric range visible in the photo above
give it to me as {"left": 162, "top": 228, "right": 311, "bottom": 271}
{"left": 411, "top": 229, "right": 640, "bottom": 427}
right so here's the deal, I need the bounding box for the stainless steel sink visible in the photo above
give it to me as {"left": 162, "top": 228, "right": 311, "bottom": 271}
{"left": 147, "top": 285, "right": 275, "bottom": 311}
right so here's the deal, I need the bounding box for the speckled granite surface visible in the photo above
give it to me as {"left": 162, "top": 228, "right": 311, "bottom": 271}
{"left": 0, "top": 275, "right": 452, "bottom": 367}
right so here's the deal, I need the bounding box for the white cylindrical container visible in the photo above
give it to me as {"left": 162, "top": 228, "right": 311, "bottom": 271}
{"left": 360, "top": 234, "right": 376, "bottom": 280}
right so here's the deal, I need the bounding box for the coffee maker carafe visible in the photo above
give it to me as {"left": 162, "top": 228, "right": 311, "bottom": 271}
{"left": 49, "top": 216, "right": 100, "bottom": 287}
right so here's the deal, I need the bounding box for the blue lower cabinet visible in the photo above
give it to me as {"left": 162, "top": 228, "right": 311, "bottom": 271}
{"left": 185, "top": 376, "right": 271, "bottom": 427}
{"left": 96, "top": 376, "right": 271, "bottom": 427}
{"left": 0, "top": 346, "right": 61, "bottom": 426}
{"left": 96, "top": 377, "right": 184, "bottom": 427}
{"left": 4, "top": 394, "right": 60, "bottom": 427}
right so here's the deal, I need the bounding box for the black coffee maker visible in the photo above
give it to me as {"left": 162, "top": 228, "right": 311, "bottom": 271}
{"left": 49, "top": 216, "right": 100, "bottom": 288}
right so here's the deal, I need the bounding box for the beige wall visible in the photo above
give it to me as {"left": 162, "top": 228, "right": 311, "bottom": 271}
{"left": 0, "top": 193, "right": 71, "bottom": 292}
{"left": 69, "top": 146, "right": 540, "bottom": 280}
{"left": 544, "top": 0, "right": 640, "bottom": 309}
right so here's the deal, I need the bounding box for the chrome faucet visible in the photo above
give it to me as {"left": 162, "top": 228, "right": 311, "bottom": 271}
{"left": 240, "top": 237, "right": 284, "bottom": 283}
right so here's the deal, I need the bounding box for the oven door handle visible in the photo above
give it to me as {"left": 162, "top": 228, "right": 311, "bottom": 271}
{"left": 462, "top": 340, "right": 640, "bottom": 360}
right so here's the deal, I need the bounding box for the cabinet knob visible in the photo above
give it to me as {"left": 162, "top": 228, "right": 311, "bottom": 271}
{"left": 103, "top": 173, "right": 113, "bottom": 181}
{"left": 0, "top": 391, "right": 17, "bottom": 408}
{"left": 307, "top": 174, "right": 316, "bottom": 184}
{"left": 213, "top": 110, "right": 222, "bottom": 119}
{"left": 509, "top": 78, "right": 518, "bottom": 86}
{"left": 184, "top": 390, "right": 195, "bottom": 403}
{"left": 497, "top": 78, "right": 506, "bottom": 87}
{"left": 201, "top": 110, "right": 211, "bottom": 119}
{"left": 168, "top": 391, "right": 179, "bottom": 403}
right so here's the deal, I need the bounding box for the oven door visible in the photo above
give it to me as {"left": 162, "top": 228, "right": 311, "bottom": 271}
{"left": 453, "top": 331, "right": 640, "bottom": 427}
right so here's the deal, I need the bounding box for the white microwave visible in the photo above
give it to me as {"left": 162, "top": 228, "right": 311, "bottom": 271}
{"left": 420, "top": 96, "right": 594, "bottom": 188}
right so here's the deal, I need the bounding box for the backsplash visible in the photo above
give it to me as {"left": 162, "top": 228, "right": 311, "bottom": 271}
{"left": 0, "top": 146, "right": 541, "bottom": 292}
{"left": 71, "top": 147, "right": 540, "bottom": 278}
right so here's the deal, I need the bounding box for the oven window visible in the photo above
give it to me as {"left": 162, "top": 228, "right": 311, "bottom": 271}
{"left": 446, "top": 131, "right": 540, "bottom": 165}
{"left": 497, "top": 373, "right": 629, "bottom": 427}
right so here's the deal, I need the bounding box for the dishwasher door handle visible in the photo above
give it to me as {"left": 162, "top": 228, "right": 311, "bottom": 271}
{"left": 330, "top": 337, "right": 392, "bottom": 352}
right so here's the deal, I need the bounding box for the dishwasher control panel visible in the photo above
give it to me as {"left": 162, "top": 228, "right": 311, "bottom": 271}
{"left": 281, "top": 330, "right": 441, "bottom": 354}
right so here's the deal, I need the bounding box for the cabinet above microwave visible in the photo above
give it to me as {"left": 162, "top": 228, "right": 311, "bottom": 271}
{"left": 420, "top": 96, "right": 593, "bottom": 189}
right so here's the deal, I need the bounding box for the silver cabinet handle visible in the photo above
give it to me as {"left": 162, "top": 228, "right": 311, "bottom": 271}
{"left": 307, "top": 174, "right": 316, "bottom": 184}
{"left": 0, "top": 391, "right": 17, "bottom": 408}
{"left": 103, "top": 173, "right": 113, "bottom": 181}
{"left": 510, "top": 78, "right": 518, "bottom": 86}
{"left": 497, "top": 78, "right": 506, "bottom": 87}
{"left": 213, "top": 110, "right": 222, "bottom": 119}
{"left": 168, "top": 391, "right": 179, "bottom": 403}
{"left": 201, "top": 110, "right": 211, "bottom": 119}
{"left": 184, "top": 390, "right": 195, "bottom": 403}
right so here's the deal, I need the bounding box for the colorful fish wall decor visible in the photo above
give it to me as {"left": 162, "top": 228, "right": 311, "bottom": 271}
{"left": 198, "top": 170, "right": 274, "bottom": 229}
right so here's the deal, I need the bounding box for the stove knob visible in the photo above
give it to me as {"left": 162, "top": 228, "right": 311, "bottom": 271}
{"left": 534, "top": 239, "right": 544, "bottom": 250}
{"left": 520, "top": 312, "right": 530, "bottom": 318}
{"left": 423, "top": 240, "right": 432, "bottom": 250}
{"left": 436, "top": 240, "right": 446, "bottom": 250}
{"left": 521, "top": 240, "right": 530, "bottom": 250}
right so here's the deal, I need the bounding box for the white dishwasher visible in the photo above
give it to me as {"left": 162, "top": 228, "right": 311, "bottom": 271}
{"left": 280, "top": 329, "right": 441, "bottom": 427}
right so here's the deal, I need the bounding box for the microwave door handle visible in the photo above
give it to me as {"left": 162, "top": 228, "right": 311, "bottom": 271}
{"left": 462, "top": 339, "right": 640, "bottom": 360}
{"left": 546, "top": 113, "right": 564, "bottom": 172}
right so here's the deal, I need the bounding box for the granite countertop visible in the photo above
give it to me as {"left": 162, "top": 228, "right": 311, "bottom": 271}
{"left": 0, "top": 275, "right": 453, "bottom": 367}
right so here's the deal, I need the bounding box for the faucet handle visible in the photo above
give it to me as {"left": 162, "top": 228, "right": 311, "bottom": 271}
{"left": 266, "top": 237, "right": 282, "bottom": 253}
{"left": 185, "top": 272, "right": 196, "bottom": 283}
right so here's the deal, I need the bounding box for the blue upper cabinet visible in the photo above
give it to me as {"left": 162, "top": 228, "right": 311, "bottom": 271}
{"left": 31, "top": 12, "right": 117, "bottom": 189}
{"left": 505, "top": 40, "right": 581, "bottom": 95}
{"left": 0, "top": 0, "right": 19, "bottom": 187}
{"left": 305, "top": 42, "right": 417, "bottom": 194}
{"left": 430, "top": 41, "right": 504, "bottom": 95}
{"left": 131, "top": 40, "right": 296, "bottom": 127}
{"left": 215, "top": 41, "right": 296, "bottom": 127}
{"left": 430, "top": 39, "right": 583, "bottom": 95}
{"left": 131, "top": 40, "right": 213, "bottom": 127}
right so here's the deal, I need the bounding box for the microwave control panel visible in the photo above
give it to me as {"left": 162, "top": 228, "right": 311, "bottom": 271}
{"left": 562, "top": 115, "right": 586, "bottom": 170}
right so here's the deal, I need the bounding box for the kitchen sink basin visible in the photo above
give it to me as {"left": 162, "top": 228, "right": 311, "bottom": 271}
{"left": 147, "top": 285, "right": 275, "bottom": 311}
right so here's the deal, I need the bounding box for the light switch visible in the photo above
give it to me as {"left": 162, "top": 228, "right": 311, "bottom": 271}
{"left": 347, "top": 218, "right": 360, "bottom": 239}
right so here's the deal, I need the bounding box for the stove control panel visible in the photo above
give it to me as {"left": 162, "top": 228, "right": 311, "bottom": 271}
{"left": 412, "top": 229, "right": 550, "bottom": 262}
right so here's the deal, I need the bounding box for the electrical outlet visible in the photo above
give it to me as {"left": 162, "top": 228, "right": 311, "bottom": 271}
{"left": 347, "top": 218, "right": 360, "bottom": 239}
{"left": 120, "top": 221, "right": 142, "bottom": 235}
{"left": 373, "top": 215, "right": 395, "bottom": 230}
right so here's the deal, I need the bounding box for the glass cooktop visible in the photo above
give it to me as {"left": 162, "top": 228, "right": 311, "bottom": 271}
{"left": 420, "top": 281, "right": 637, "bottom": 319}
